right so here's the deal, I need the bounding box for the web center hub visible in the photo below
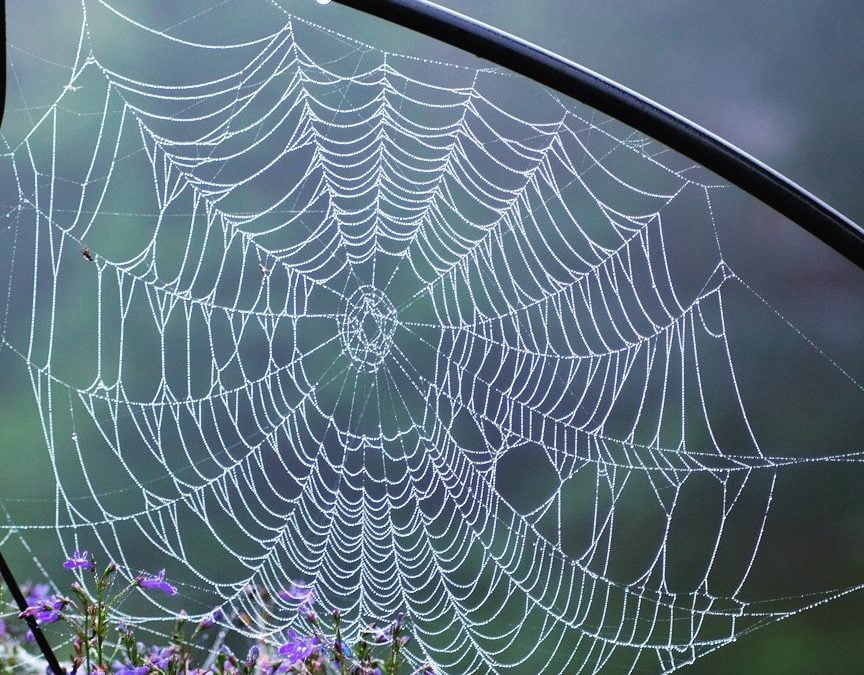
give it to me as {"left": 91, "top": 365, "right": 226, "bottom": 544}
{"left": 338, "top": 286, "right": 398, "bottom": 373}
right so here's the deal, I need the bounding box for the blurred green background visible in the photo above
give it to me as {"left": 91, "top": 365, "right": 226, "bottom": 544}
{"left": 2, "top": 1, "right": 864, "bottom": 672}
{"left": 428, "top": 6, "right": 864, "bottom": 671}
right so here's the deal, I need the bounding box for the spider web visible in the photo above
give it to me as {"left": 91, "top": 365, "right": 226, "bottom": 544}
{"left": 2, "top": 1, "right": 864, "bottom": 672}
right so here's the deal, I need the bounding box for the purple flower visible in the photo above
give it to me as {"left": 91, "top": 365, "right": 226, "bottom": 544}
{"left": 299, "top": 601, "right": 318, "bottom": 625}
{"left": 277, "top": 629, "right": 321, "bottom": 663}
{"left": 245, "top": 645, "right": 260, "bottom": 668}
{"left": 365, "top": 623, "right": 392, "bottom": 644}
{"left": 26, "top": 583, "right": 51, "bottom": 606}
{"left": 137, "top": 569, "right": 177, "bottom": 595}
{"left": 37, "top": 608, "right": 62, "bottom": 624}
{"left": 0, "top": 618, "right": 7, "bottom": 638}
{"left": 198, "top": 607, "right": 223, "bottom": 630}
{"left": 19, "top": 595, "right": 68, "bottom": 625}
{"left": 145, "top": 645, "right": 176, "bottom": 669}
{"left": 63, "top": 550, "right": 95, "bottom": 571}
{"left": 277, "top": 583, "right": 316, "bottom": 605}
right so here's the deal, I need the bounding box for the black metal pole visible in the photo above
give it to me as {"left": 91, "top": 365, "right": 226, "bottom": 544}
{"left": 0, "top": 548, "right": 64, "bottom": 674}
{"left": 330, "top": 0, "right": 864, "bottom": 271}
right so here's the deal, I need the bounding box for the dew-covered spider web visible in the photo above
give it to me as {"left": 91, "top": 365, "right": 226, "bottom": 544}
{"left": 2, "top": 1, "right": 864, "bottom": 673}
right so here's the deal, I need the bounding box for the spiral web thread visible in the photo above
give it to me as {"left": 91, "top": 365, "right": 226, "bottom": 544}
{"left": 1, "top": 1, "right": 864, "bottom": 672}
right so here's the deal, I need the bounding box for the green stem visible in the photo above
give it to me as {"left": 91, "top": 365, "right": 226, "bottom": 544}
{"left": 83, "top": 605, "right": 91, "bottom": 675}
{"left": 96, "top": 583, "right": 103, "bottom": 668}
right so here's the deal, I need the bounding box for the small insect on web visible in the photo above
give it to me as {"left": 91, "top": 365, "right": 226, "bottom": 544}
{"left": 1, "top": 1, "right": 864, "bottom": 673}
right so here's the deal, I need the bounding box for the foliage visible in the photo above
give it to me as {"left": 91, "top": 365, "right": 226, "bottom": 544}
{"left": 0, "top": 552, "right": 437, "bottom": 674}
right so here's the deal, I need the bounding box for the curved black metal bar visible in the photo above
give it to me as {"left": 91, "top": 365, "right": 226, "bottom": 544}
{"left": 331, "top": 0, "right": 864, "bottom": 270}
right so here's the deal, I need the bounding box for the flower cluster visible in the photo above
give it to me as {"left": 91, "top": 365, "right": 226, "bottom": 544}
{"left": 277, "top": 629, "right": 322, "bottom": 665}
{"left": 264, "top": 582, "right": 432, "bottom": 675}
{"left": 6, "top": 551, "right": 191, "bottom": 674}
{"left": 2, "top": 554, "right": 439, "bottom": 674}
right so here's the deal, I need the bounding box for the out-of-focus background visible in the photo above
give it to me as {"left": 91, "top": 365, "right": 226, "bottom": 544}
{"left": 436, "top": 0, "right": 864, "bottom": 226}
{"left": 2, "top": 1, "right": 863, "bottom": 672}
{"left": 431, "top": 3, "right": 864, "bottom": 672}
